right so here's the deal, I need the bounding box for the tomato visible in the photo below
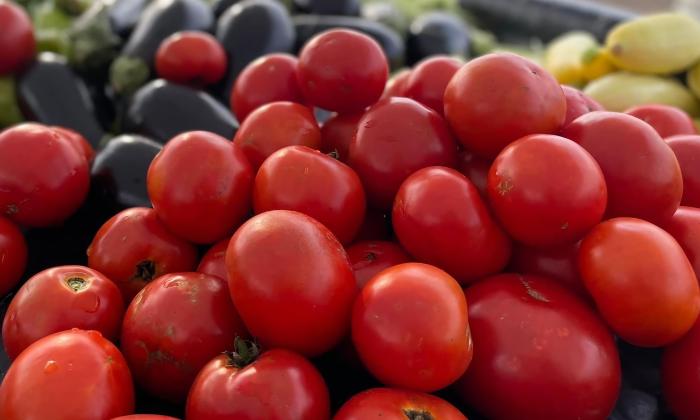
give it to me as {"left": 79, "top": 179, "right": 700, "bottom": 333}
{"left": 120, "top": 272, "right": 247, "bottom": 403}
{"left": 0, "top": 329, "right": 134, "bottom": 420}
{"left": 579, "top": 217, "right": 700, "bottom": 347}
{"left": 155, "top": 31, "right": 227, "bottom": 86}
{"left": 52, "top": 126, "right": 95, "bottom": 164}
{"left": 455, "top": 274, "right": 620, "bottom": 420}
{"left": 457, "top": 151, "right": 490, "bottom": 197}
{"left": 197, "top": 236, "right": 230, "bottom": 281}
{"left": 392, "top": 167, "right": 511, "bottom": 284}
{"left": 561, "top": 111, "right": 682, "bottom": 224}
{"left": 148, "top": 131, "right": 253, "bottom": 244}
{"left": 404, "top": 56, "right": 462, "bottom": 116}
{"left": 487, "top": 134, "right": 607, "bottom": 247}
{"left": 111, "top": 416, "right": 179, "bottom": 420}
{"left": 87, "top": 207, "right": 198, "bottom": 302}
{"left": 0, "top": 1, "right": 35, "bottom": 75}
{"left": 334, "top": 388, "right": 467, "bottom": 420}
{"left": 625, "top": 104, "right": 696, "bottom": 138}
{"left": 348, "top": 97, "right": 458, "bottom": 210}
{"left": 561, "top": 85, "right": 603, "bottom": 127}
{"left": 666, "top": 134, "right": 700, "bottom": 207}
{"left": 381, "top": 69, "right": 411, "bottom": 99}
{"left": 0, "top": 123, "right": 90, "bottom": 227}
{"left": 352, "top": 262, "right": 472, "bottom": 392}
{"left": 444, "top": 53, "right": 566, "bottom": 159}
{"left": 320, "top": 112, "right": 363, "bottom": 162}
{"left": 662, "top": 317, "right": 700, "bottom": 420}
{"left": 346, "top": 240, "right": 411, "bottom": 289}
{"left": 231, "top": 53, "right": 305, "bottom": 122}
{"left": 354, "top": 208, "right": 391, "bottom": 242}
{"left": 297, "top": 29, "right": 388, "bottom": 113}
{"left": 0, "top": 216, "right": 26, "bottom": 296}
{"left": 254, "top": 145, "right": 365, "bottom": 244}
{"left": 226, "top": 210, "right": 357, "bottom": 357}
{"left": 186, "top": 343, "right": 330, "bottom": 420}
{"left": 662, "top": 206, "right": 700, "bottom": 277}
{"left": 234, "top": 101, "right": 321, "bottom": 169}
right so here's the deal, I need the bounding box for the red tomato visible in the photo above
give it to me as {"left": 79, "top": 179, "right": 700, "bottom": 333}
{"left": 444, "top": 53, "right": 566, "bottom": 159}
{"left": 455, "top": 274, "right": 620, "bottom": 420}
{"left": 0, "top": 216, "right": 26, "bottom": 297}
{"left": 561, "top": 111, "right": 682, "bottom": 224}
{"left": 0, "top": 123, "right": 89, "bottom": 227}
{"left": 197, "top": 236, "right": 230, "bottom": 281}
{"left": 662, "top": 317, "right": 700, "bottom": 420}
{"left": 254, "top": 145, "right": 366, "bottom": 244}
{"left": 579, "top": 217, "right": 700, "bottom": 347}
{"left": 666, "top": 134, "right": 700, "bottom": 207}
{"left": 112, "top": 416, "right": 179, "bottom": 420}
{"left": 234, "top": 101, "right": 321, "bottom": 169}
{"left": 148, "top": 131, "right": 253, "bottom": 244}
{"left": 457, "top": 151, "right": 491, "bottom": 197}
{"left": 561, "top": 85, "right": 604, "bottom": 127}
{"left": 0, "top": 329, "right": 134, "bottom": 420}
{"left": 231, "top": 53, "right": 305, "bottom": 122}
{"left": 393, "top": 167, "right": 511, "bottom": 284}
{"left": 625, "top": 104, "right": 696, "bottom": 138}
{"left": 52, "top": 126, "right": 95, "bottom": 164}
{"left": 320, "top": 112, "right": 363, "bottom": 161}
{"left": 0, "top": 1, "right": 35, "bottom": 75}
{"left": 334, "top": 388, "right": 467, "bottom": 420}
{"left": 87, "top": 207, "right": 199, "bottom": 302}
{"left": 354, "top": 208, "right": 391, "bottom": 242}
{"left": 662, "top": 206, "right": 700, "bottom": 277}
{"left": 120, "top": 272, "right": 247, "bottom": 403}
{"left": 404, "top": 56, "right": 462, "bottom": 116}
{"left": 186, "top": 344, "right": 330, "bottom": 420}
{"left": 348, "top": 97, "right": 458, "bottom": 210}
{"left": 381, "top": 69, "right": 411, "bottom": 99}
{"left": 155, "top": 31, "right": 227, "bottom": 86}
{"left": 352, "top": 262, "right": 472, "bottom": 392}
{"left": 346, "top": 240, "right": 411, "bottom": 289}
{"left": 297, "top": 29, "right": 388, "bottom": 113}
{"left": 487, "top": 134, "right": 607, "bottom": 247}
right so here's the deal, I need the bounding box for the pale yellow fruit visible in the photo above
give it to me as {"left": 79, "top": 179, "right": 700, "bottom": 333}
{"left": 544, "top": 31, "right": 598, "bottom": 86}
{"left": 687, "top": 61, "right": 700, "bottom": 99}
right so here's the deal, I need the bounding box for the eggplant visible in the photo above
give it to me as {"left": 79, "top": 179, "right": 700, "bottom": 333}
{"left": 212, "top": 0, "right": 240, "bottom": 17}
{"left": 17, "top": 53, "right": 105, "bottom": 147}
{"left": 609, "top": 386, "right": 660, "bottom": 420}
{"left": 360, "top": 1, "right": 409, "bottom": 35}
{"left": 293, "top": 0, "right": 360, "bottom": 16}
{"left": 68, "top": 0, "right": 123, "bottom": 77}
{"left": 109, "top": 0, "right": 152, "bottom": 38}
{"left": 407, "top": 11, "right": 470, "bottom": 65}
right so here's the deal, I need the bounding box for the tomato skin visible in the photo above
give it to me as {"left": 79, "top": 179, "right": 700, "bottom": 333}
{"left": 87, "top": 207, "right": 199, "bottom": 302}
{"left": 334, "top": 388, "right": 467, "bottom": 420}
{"left": 148, "top": 131, "right": 254, "bottom": 244}
{"left": 404, "top": 56, "right": 462, "bottom": 116}
{"left": 561, "top": 85, "right": 603, "bottom": 127}
{"left": 444, "top": 53, "right": 566, "bottom": 159}
{"left": 625, "top": 104, "right": 696, "bottom": 138}
{"left": 197, "top": 236, "right": 230, "bottom": 281}
{"left": 579, "top": 217, "right": 700, "bottom": 347}
{"left": 52, "top": 126, "right": 95, "bottom": 164}
{"left": 393, "top": 167, "right": 511, "bottom": 284}
{"left": 186, "top": 350, "right": 330, "bottom": 420}
{"left": 155, "top": 31, "right": 227, "bottom": 86}
{"left": 666, "top": 134, "right": 700, "bottom": 208}
{"left": 662, "top": 317, "right": 700, "bottom": 420}
{"left": 0, "top": 216, "right": 26, "bottom": 297}
{"left": 561, "top": 111, "right": 682, "bottom": 224}
{"left": 455, "top": 274, "right": 620, "bottom": 420}
{"left": 346, "top": 240, "right": 411, "bottom": 289}
{"left": 111, "top": 416, "right": 179, "bottom": 420}
{"left": 662, "top": 207, "right": 700, "bottom": 277}
{"left": 457, "top": 151, "right": 490, "bottom": 197}
{"left": 0, "top": 1, "right": 35, "bottom": 75}
{"left": 352, "top": 263, "right": 473, "bottom": 392}
{"left": 348, "top": 97, "right": 458, "bottom": 210}
{"left": 320, "top": 112, "right": 363, "bottom": 162}
{"left": 0, "top": 329, "right": 134, "bottom": 420}
{"left": 381, "top": 69, "right": 411, "bottom": 99}
{"left": 297, "top": 29, "right": 388, "bottom": 113}
{"left": 254, "top": 146, "right": 366, "bottom": 244}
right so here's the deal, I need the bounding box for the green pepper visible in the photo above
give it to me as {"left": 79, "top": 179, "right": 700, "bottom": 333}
{"left": 0, "top": 77, "right": 24, "bottom": 129}
{"left": 32, "top": 1, "right": 73, "bottom": 55}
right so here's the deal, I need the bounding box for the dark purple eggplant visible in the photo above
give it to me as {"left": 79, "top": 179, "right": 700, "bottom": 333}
{"left": 407, "top": 12, "right": 470, "bottom": 65}
{"left": 293, "top": 0, "right": 360, "bottom": 16}
{"left": 109, "top": 0, "right": 152, "bottom": 39}
{"left": 212, "top": 0, "right": 241, "bottom": 17}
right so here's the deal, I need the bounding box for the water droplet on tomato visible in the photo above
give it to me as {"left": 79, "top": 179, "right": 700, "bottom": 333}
{"left": 44, "top": 360, "right": 58, "bottom": 373}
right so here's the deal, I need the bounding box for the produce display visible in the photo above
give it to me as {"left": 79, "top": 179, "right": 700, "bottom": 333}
{"left": 3, "top": 0, "right": 700, "bottom": 419}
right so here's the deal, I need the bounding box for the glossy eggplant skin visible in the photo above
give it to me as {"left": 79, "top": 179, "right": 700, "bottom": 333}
{"left": 212, "top": 0, "right": 240, "bottom": 17}
{"left": 407, "top": 12, "right": 470, "bottom": 65}
{"left": 17, "top": 53, "right": 105, "bottom": 147}
{"left": 109, "top": 0, "right": 152, "bottom": 39}
{"left": 293, "top": 0, "right": 360, "bottom": 16}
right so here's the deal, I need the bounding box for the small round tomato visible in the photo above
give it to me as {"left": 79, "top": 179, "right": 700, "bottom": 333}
{"left": 625, "top": 104, "right": 696, "bottom": 138}
{"left": 579, "top": 217, "right": 700, "bottom": 347}
{"left": 52, "top": 126, "right": 95, "bottom": 163}
{"left": 0, "top": 216, "right": 26, "bottom": 296}
{"left": 455, "top": 274, "right": 620, "bottom": 420}
{"left": 444, "top": 53, "right": 566, "bottom": 159}
{"left": 393, "top": 167, "right": 511, "bottom": 284}
{"left": 561, "top": 85, "right": 604, "bottom": 127}
{"left": 0, "top": 329, "right": 134, "bottom": 420}
{"left": 404, "top": 56, "right": 462, "bottom": 116}
{"left": 121, "top": 272, "right": 248, "bottom": 403}
{"left": 297, "top": 29, "right": 388, "bottom": 113}
{"left": 197, "top": 236, "right": 230, "bottom": 281}
{"left": 87, "top": 207, "right": 199, "bottom": 302}
{"left": 254, "top": 145, "right": 366, "bottom": 244}
{"left": 457, "top": 151, "right": 491, "bottom": 197}
{"left": 0, "top": 123, "right": 90, "bottom": 227}
{"left": 381, "top": 69, "right": 411, "bottom": 99}
{"left": 352, "top": 262, "right": 472, "bottom": 392}
{"left": 234, "top": 101, "right": 321, "bottom": 169}
{"left": 662, "top": 206, "right": 700, "bottom": 277}
{"left": 320, "top": 112, "right": 363, "bottom": 161}
{"left": 346, "top": 240, "right": 411, "bottom": 289}
{"left": 155, "top": 31, "right": 227, "bottom": 86}
{"left": 510, "top": 241, "right": 587, "bottom": 299}
{"left": 0, "top": 1, "right": 35, "bottom": 75}
{"left": 148, "top": 131, "right": 253, "bottom": 244}
{"left": 662, "top": 317, "right": 700, "bottom": 420}
{"left": 561, "top": 111, "right": 682, "bottom": 224}
{"left": 666, "top": 134, "right": 700, "bottom": 207}
{"left": 335, "top": 388, "right": 466, "bottom": 420}
{"left": 186, "top": 343, "right": 330, "bottom": 420}
{"left": 348, "top": 97, "right": 458, "bottom": 210}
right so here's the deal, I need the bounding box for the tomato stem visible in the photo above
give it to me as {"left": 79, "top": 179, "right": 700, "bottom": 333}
{"left": 134, "top": 260, "right": 156, "bottom": 282}
{"left": 224, "top": 337, "right": 260, "bottom": 368}
{"left": 66, "top": 277, "right": 88, "bottom": 292}
{"left": 403, "top": 409, "right": 434, "bottom": 420}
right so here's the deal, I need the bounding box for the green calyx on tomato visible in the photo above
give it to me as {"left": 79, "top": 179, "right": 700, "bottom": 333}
{"left": 225, "top": 337, "right": 261, "bottom": 368}
{"left": 403, "top": 408, "right": 435, "bottom": 420}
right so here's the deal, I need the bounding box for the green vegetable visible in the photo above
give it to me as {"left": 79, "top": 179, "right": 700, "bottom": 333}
{"left": 33, "top": 1, "right": 73, "bottom": 55}
{"left": 0, "top": 77, "right": 24, "bottom": 129}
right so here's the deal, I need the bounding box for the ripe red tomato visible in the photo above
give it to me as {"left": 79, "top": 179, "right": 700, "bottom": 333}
{"left": 0, "top": 1, "right": 35, "bottom": 75}
{"left": 0, "top": 329, "right": 134, "bottom": 420}
{"left": 444, "top": 53, "right": 566, "bottom": 159}
{"left": 382, "top": 69, "right": 411, "bottom": 99}
{"left": 120, "top": 272, "right": 248, "bottom": 403}
{"left": 254, "top": 145, "right": 366, "bottom": 244}
{"left": 234, "top": 101, "right": 321, "bottom": 169}
{"left": 348, "top": 97, "right": 458, "bottom": 209}
{"left": 625, "top": 104, "right": 696, "bottom": 138}
{"left": 155, "top": 31, "right": 227, "bottom": 86}
{"left": 666, "top": 134, "right": 700, "bottom": 207}
{"left": 320, "top": 112, "right": 363, "bottom": 162}
{"left": 231, "top": 53, "right": 305, "bottom": 122}
{"left": 457, "top": 151, "right": 490, "bottom": 197}
{"left": 346, "top": 240, "right": 411, "bottom": 289}
{"left": 561, "top": 85, "right": 603, "bottom": 127}
{"left": 352, "top": 262, "right": 472, "bottom": 392}
{"left": 487, "top": 134, "right": 607, "bottom": 247}
{"left": 112, "top": 416, "right": 179, "bottom": 420}
{"left": 662, "top": 206, "right": 700, "bottom": 277}
{"left": 197, "top": 236, "right": 230, "bottom": 281}
{"left": 0, "top": 123, "right": 90, "bottom": 227}
{"left": 579, "top": 217, "right": 700, "bottom": 347}
{"left": 0, "top": 216, "right": 26, "bottom": 297}
{"left": 297, "top": 29, "right": 388, "bottom": 113}
{"left": 561, "top": 111, "right": 683, "bottom": 224}
{"left": 334, "top": 388, "right": 467, "bottom": 420}
{"left": 404, "top": 56, "right": 462, "bottom": 116}
{"left": 52, "top": 126, "right": 95, "bottom": 163}
{"left": 662, "top": 317, "right": 700, "bottom": 420}
{"left": 393, "top": 167, "right": 511, "bottom": 284}
{"left": 87, "top": 207, "right": 199, "bottom": 302}
{"left": 186, "top": 344, "right": 330, "bottom": 420}
{"left": 148, "top": 131, "right": 253, "bottom": 244}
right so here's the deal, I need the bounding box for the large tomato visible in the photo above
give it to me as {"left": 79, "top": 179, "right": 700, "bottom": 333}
{"left": 662, "top": 317, "right": 700, "bottom": 420}
{"left": 112, "top": 416, "right": 179, "bottom": 420}
{"left": 319, "top": 112, "right": 363, "bottom": 162}
{"left": 0, "top": 1, "right": 35, "bottom": 75}
{"left": 334, "top": 388, "right": 467, "bottom": 420}
{"left": 155, "top": 31, "right": 227, "bottom": 86}
{"left": 457, "top": 151, "right": 490, "bottom": 197}
{"left": 666, "top": 134, "right": 700, "bottom": 208}
{"left": 662, "top": 206, "right": 700, "bottom": 277}
{"left": 381, "top": 69, "right": 411, "bottom": 99}
{"left": 561, "top": 85, "right": 603, "bottom": 127}
{"left": 510, "top": 241, "right": 587, "bottom": 299}
{"left": 0, "top": 215, "right": 26, "bottom": 296}
{"left": 345, "top": 240, "right": 411, "bottom": 289}
{"left": 625, "top": 104, "right": 696, "bottom": 138}
{"left": 404, "top": 56, "right": 462, "bottom": 116}
{"left": 197, "top": 236, "right": 230, "bottom": 281}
